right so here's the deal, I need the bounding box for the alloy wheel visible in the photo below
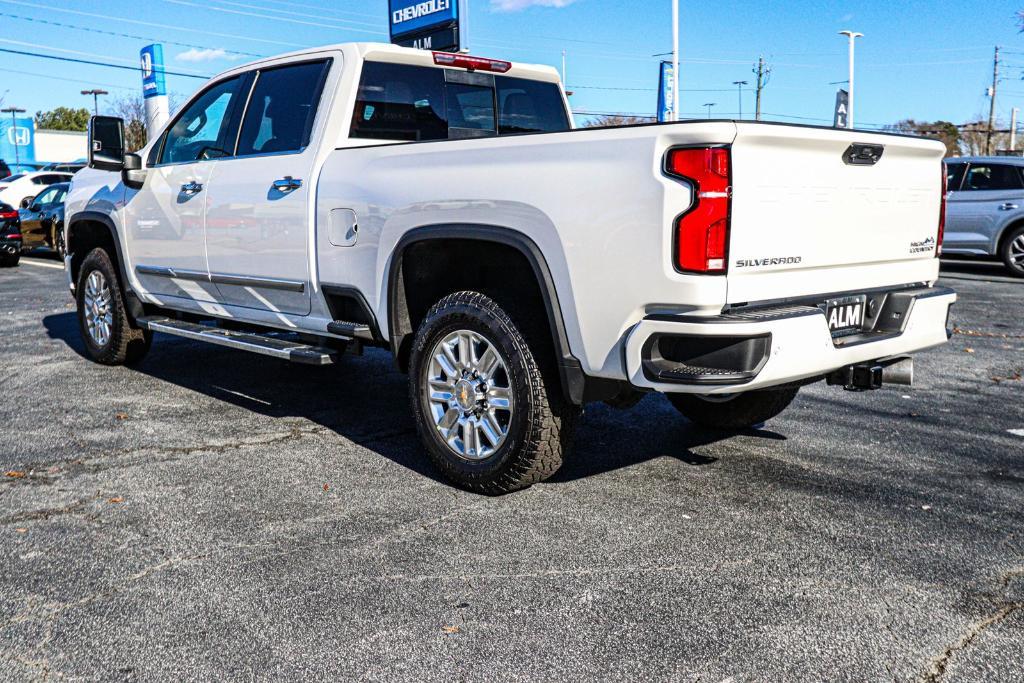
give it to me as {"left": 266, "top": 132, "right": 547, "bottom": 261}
{"left": 423, "top": 329, "right": 514, "bottom": 460}
{"left": 83, "top": 270, "right": 113, "bottom": 347}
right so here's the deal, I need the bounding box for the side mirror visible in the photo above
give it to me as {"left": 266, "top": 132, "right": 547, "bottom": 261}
{"left": 88, "top": 116, "right": 126, "bottom": 172}
{"left": 30, "top": 204, "right": 41, "bottom": 213}
{"left": 122, "top": 152, "right": 146, "bottom": 190}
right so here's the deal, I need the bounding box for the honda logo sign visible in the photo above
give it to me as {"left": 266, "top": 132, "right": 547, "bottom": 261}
{"left": 7, "top": 126, "right": 30, "bottom": 147}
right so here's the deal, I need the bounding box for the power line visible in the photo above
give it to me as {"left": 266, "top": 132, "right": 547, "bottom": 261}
{"left": 235, "top": 0, "right": 379, "bottom": 20}
{"left": 0, "top": 37, "right": 210, "bottom": 75}
{"left": 162, "top": 0, "right": 387, "bottom": 36}
{"left": 0, "top": 11, "right": 262, "bottom": 57}
{"left": 0, "top": 66, "right": 137, "bottom": 93}
{"left": 208, "top": 0, "right": 381, "bottom": 28}
{"left": 0, "top": 47, "right": 209, "bottom": 79}
{"left": 0, "top": 0, "right": 306, "bottom": 49}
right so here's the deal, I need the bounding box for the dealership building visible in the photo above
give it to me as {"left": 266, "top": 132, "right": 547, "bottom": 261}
{"left": 0, "top": 117, "right": 86, "bottom": 173}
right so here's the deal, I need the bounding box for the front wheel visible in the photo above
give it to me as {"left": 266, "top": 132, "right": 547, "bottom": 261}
{"left": 76, "top": 248, "right": 152, "bottom": 365}
{"left": 408, "top": 291, "right": 579, "bottom": 495}
{"left": 668, "top": 386, "right": 799, "bottom": 430}
{"left": 51, "top": 223, "right": 66, "bottom": 260}
{"left": 1000, "top": 225, "right": 1024, "bottom": 278}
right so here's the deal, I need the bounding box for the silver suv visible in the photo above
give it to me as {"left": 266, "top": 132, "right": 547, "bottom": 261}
{"left": 944, "top": 156, "right": 1024, "bottom": 277}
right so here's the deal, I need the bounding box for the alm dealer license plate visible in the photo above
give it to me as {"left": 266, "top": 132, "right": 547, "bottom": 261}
{"left": 822, "top": 295, "right": 867, "bottom": 337}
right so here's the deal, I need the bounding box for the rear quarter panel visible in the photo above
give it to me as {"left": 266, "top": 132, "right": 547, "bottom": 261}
{"left": 316, "top": 122, "right": 738, "bottom": 378}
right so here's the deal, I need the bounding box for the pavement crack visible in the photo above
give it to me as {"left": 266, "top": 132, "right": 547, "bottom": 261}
{"left": 915, "top": 567, "right": 1024, "bottom": 683}
{"left": 0, "top": 497, "right": 97, "bottom": 525}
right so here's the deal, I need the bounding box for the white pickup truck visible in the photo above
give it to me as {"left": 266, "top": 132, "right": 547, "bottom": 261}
{"left": 66, "top": 42, "right": 955, "bottom": 493}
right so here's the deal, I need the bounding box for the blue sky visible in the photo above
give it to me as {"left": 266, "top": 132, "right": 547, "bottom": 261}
{"left": 0, "top": 0, "right": 1021, "bottom": 129}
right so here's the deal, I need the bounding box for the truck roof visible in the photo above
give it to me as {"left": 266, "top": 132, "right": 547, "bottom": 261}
{"left": 215, "top": 42, "right": 562, "bottom": 85}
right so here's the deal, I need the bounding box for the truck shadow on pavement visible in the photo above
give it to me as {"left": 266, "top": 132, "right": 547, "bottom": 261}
{"left": 43, "top": 312, "right": 785, "bottom": 487}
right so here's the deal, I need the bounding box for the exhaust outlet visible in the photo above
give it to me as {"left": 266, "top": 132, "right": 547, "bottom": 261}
{"left": 2, "top": 244, "right": 15, "bottom": 255}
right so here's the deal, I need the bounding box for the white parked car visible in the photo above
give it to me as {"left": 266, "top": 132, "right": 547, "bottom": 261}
{"left": 65, "top": 42, "right": 955, "bottom": 494}
{"left": 0, "top": 171, "right": 73, "bottom": 210}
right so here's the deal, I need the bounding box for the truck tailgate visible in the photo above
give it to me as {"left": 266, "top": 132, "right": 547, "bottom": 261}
{"left": 726, "top": 124, "right": 946, "bottom": 304}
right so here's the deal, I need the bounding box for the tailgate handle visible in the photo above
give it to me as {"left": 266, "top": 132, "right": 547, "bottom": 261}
{"left": 843, "top": 143, "right": 884, "bottom": 166}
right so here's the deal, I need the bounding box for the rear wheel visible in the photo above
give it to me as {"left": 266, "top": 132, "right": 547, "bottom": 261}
{"left": 408, "top": 291, "right": 579, "bottom": 495}
{"left": 76, "top": 248, "right": 151, "bottom": 366}
{"left": 0, "top": 254, "right": 18, "bottom": 267}
{"left": 668, "top": 386, "right": 799, "bottom": 430}
{"left": 999, "top": 225, "right": 1024, "bottom": 278}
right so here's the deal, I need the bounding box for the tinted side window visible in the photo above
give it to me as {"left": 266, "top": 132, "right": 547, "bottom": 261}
{"left": 33, "top": 186, "right": 59, "bottom": 205}
{"left": 945, "top": 162, "right": 966, "bottom": 191}
{"left": 496, "top": 77, "right": 569, "bottom": 134}
{"left": 160, "top": 77, "right": 242, "bottom": 164}
{"left": 350, "top": 62, "right": 447, "bottom": 141}
{"left": 237, "top": 60, "right": 330, "bottom": 156}
{"left": 963, "top": 164, "right": 1024, "bottom": 191}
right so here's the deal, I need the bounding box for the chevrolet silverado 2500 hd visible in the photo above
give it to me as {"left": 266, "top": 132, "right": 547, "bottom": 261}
{"left": 65, "top": 43, "right": 955, "bottom": 494}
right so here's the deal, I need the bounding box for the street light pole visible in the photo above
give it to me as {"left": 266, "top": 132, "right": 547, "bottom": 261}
{"left": 838, "top": 30, "right": 863, "bottom": 130}
{"left": 671, "top": 0, "right": 679, "bottom": 121}
{"left": 1, "top": 106, "right": 26, "bottom": 168}
{"left": 81, "top": 89, "right": 108, "bottom": 116}
{"left": 732, "top": 80, "right": 748, "bottom": 119}
{"left": 703, "top": 102, "right": 715, "bottom": 119}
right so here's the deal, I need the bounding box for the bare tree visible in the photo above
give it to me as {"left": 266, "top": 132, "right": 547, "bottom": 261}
{"left": 959, "top": 118, "right": 1010, "bottom": 156}
{"left": 886, "top": 119, "right": 961, "bottom": 157}
{"left": 108, "top": 95, "right": 149, "bottom": 152}
{"left": 582, "top": 114, "right": 654, "bottom": 128}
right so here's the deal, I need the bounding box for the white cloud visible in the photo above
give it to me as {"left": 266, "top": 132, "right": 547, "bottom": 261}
{"left": 176, "top": 48, "right": 238, "bottom": 63}
{"left": 490, "top": 0, "right": 578, "bottom": 12}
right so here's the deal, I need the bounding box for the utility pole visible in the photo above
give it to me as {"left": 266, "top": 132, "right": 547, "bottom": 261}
{"left": 1, "top": 106, "right": 26, "bottom": 168}
{"left": 986, "top": 46, "right": 1000, "bottom": 156}
{"left": 671, "top": 0, "right": 679, "bottom": 121}
{"left": 752, "top": 55, "right": 770, "bottom": 121}
{"left": 839, "top": 30, "right": 863, "bottom": 130}
{"left": 81, "top": 89, "right": 108, "bottom": 116}
{"left": 1011, "top": 107, "right": 1019, "bottom": 153}
{"left": 732, "top": 80, "right": 748, "bottom": 119}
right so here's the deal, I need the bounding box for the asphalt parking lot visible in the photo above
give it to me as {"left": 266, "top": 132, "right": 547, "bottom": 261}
{"left": 1, "top": 254, "right": 1021, "bottom": 682}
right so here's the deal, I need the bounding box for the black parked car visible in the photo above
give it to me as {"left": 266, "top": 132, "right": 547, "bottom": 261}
{"left": 1, "top": 201, "right": 22, "bottom": 266}
{"left": 18, "top": 182, "right": 68, "bottom": 258}
{"left": 0, "top": 159, "right": 11, "bottom": 180}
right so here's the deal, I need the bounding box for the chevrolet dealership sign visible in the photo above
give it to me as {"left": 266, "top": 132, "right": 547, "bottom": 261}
{"left": 389, "top": 0, "right": 460, "bottom": 52}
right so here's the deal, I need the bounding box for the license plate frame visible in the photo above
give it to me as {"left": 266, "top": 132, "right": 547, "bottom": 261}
{"left": 822, "top": 294, "right": 867, "bottom": 337}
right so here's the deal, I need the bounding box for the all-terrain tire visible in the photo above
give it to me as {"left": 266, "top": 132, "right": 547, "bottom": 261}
{"left": 999, "top": 224, "right": 1024, "bottom": 278}
{"left": 76, "top": 247, "right": 152, "bottom": 366}
{"left": 408, "top": 291, "right": 579, "bottom": 495}
{"left": 668, "top": 386, "right": 799, "bottom": 430}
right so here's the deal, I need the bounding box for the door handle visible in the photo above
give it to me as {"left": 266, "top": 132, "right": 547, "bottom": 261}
{"left": 273, "top": 177, "right": 302, "bottom": 193}
{"left": 180, "top": 181, "right": 203, "bottom": 195}
{"left": 1000, "top": 203, "right": 1019, "bottom": 211}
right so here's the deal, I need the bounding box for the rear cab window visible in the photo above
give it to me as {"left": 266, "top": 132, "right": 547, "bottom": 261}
{"left": 350, "top": 61, "right": 568, "bottom": 142}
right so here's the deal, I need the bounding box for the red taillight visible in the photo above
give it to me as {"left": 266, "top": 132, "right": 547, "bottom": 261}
{"left": 0, "top": 211, "right": 17, "bottom": 220}
{"left": 432, "top": 52, "right": 511, "bottom": 73}
{"left": 666, "top": 147, "right": 731, "bottom": 273}
{"left": 4, "top": 234, "right": 19, "bottom": 239}
{"left": 937, "top": 164, "right": 947, "bottom": 257}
